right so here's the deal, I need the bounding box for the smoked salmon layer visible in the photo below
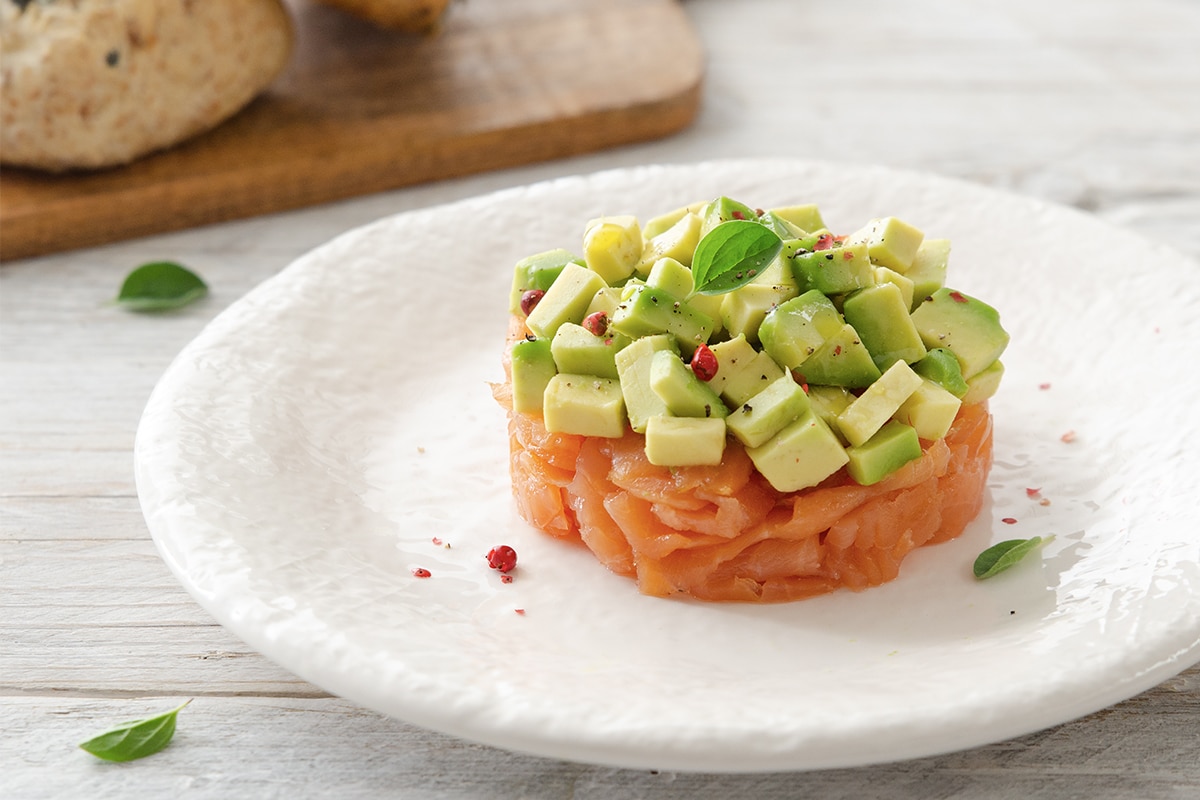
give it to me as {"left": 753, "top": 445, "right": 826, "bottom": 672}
{"left": 493, "top": 363, "right": 994, "bottom": 603}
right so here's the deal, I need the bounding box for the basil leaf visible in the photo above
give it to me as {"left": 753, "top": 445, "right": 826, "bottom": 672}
{"left": 690, "top": 220, "right": 783, "bottom": 296}
{"left": 973, "top": 536, "right": 1052, "bottom": 579}
{"left": 116, "top": 261, "right": 208, "bottom": 311}
{"left": 79, "top": 700, "right": 190, "bottom": 762}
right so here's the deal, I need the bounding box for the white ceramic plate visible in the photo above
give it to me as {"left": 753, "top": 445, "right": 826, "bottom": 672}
{"left": 137, "top": 160, "right": 1200, "bottom": 772}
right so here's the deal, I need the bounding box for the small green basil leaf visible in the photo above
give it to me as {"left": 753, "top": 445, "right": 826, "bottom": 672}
{"left": 79, "top": 700, "right": 191, "bottom": 762}
{"left": 116, "top": 261, "right": 208, "bottom": 311}
{"left": 691, "top": 220, "right": 783, "bottom": 296}
{"left": 973, "top": 536, "right": 1052, "bottom": 579}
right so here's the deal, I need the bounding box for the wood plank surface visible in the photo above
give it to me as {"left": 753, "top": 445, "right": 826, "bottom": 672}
{"left": 0, "top": 0, "right": 702, "bottom": 261}
{"left": 2, "top": 0, "right": 1199, "bottom": 796}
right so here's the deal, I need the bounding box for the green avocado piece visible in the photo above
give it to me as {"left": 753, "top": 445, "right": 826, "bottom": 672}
{"left": 757, "top": 211, "right": 809, "bottom": 240}
{"left": 644, "top": 415, "right": 727, "bottom": 467}
{"left": 845, "top": 420, "right": 923, "bottom": 485}
{"left": 766, "top": 204, "right": 825, "bottom": 235}
{"left": 510, "top": 337, "right": 557, "bottom": 414}
{"left": 749, "top": 251, "right": 802, "bottom": 295}
{"left": 550, "top": 322, "right": 630, "bottom": 380}
{"left": 759, "top": 290, "right": 845, "bottom": 370}
{"left": 793, "top": 323, "right": 881, "bottom": 389}
{"left": 962, "top": 360, "right": 1005, "bottom": 405}
{"left": 584, "top": 286, "right": 623, "bottom": 319}
{"left": 848, "top": 217, "right": 925, "bottom": 273}
{"left": 913, "top": 347, "right": 969, "bottom": 398}
{"left": 805, "top": 385, "right": 854, "bottom": 444}
{"left": 725, "top": 373, "right": 811, "bottom": 448}
{"left": 583, "top": 215, "right": 643, "bottom": 285}
{"left": 746, "top": 411, "right": 849, "bottom": 492}
{"left": 790, "top": 241, "right": 875, "bottom": 296}
{"left": 895, "top": 378, "right": 962, "bottom": 441}
{"left": 542, "top": 374, "right": 627, "bottom": 438}
{"left": 684, "top": 290, "right": 725, "bottom": 336}
{"left": 873, "top": 267, "right": 915, "bottom": 314}
{"left": 907, "top": 238, "right": 950, "bottom": 310}
{"left": 645, "top": 256, "right": 695, "bottom": 300}
{"left": 909, "top": 288, "right": 1009, "bottom": 379}
{"left": 648, "top": 349, "right": 728, "bottom": 419}
{"left": 525, "top": 263, "right": 608, "bottom": 340}
{"left": 836, "top": 360, "right": 924, "bottom": 447}
{"left": 842, "top": 282, "right": 928, "bottom": 371}
{"left": 614, "top": 334, "right": 679, "bottom": 433}
{"left": 719, "top": 282, "right": 798, "bottom": 344}
{"left": 719, "top": 350, "right": 786, "bottom": 408}
{"left": 637, "top": 213, "right": 703, "bottom": 274}
{"left": 509, "top": 249, "right": 582, "bottom": 315}
{"left": 700, "top": 196, "right": 761, "bottom": 237}
{"left": 642, "top": 201, "right": 707, "bottom": 240}
{"left": 610, "top": 285, "right": 714, "bottom": 356}
{"left": 706, "top": 334, "right": 757, "bottom": 397}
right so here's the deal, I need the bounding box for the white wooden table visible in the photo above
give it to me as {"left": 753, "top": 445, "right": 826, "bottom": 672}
{"left": 4, "top": 0, "right": 1199, "bottom": 796}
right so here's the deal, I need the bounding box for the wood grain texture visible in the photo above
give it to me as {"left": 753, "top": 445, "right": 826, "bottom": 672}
{"left": 2, "top": 0, "right": 1199, "bottom": 796}
{"left": 0, "top": 0, "right": 702, "bottom": 261}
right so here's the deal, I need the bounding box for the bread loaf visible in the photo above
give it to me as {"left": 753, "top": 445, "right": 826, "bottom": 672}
{"left": 0, "top": 0, "right": 293, "bottom": 171}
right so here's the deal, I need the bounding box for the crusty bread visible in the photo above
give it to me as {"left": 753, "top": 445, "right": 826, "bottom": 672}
{"left": 0, "top": 0, "right": 293, "bottom": 171}
{"left": 313, "top": 0, "right": 451, "bottom": 33}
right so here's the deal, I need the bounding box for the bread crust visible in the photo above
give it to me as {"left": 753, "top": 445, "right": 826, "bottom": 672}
{"left": 1, "top": 0, "right": 293, "bottom": 171}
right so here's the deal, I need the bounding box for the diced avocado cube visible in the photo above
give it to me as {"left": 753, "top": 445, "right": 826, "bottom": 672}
{"left": 719, "top": 283, "right": 797, "bottom": 343}
{"left": 895, "top": 378, "right": 962, "bottom": 440}
{"left": 907, "top": 238, "right": 951, "bottom": 310}
{"left": 584, "top": 215, "right": 643, "bottom": 284}
{"left": 790, "top": 242, "right": 875, "bottom": 296}
{"left": 637, "top": 213, "right": 703, "bottom": 274}
{"left": 845, "top": 420, "right": 923, "bottom": 486}
{"left": 542, "top": 374, "right": 627, "bottom": 438}
{"left": 684, "top": 291, "right": 725, "bottom": 336}
{"left": 610, "top": 286, "right": 714, "bottom": 356}
{"left": 550, "top": 322, "right": 630, "bottom": 380}
{"left": 648, "top": 350, "right": 728, "bottom": 419}
{"left": 509, "top": 249, "right": 582, "bottom": 315}
{"left": 806, "top": 385, "right": 854, "bottom": 443}
{"left": 707, "top": 334, "right": 758, "bottom": 396}
{"left": 614, "top": 334, "right": 679, "bottom": 433}
{"left": 700, "top": 196, "right": 760, "bottom": 237}
{"left": 644, "top": 415, "right": 728, "bottom": 467}
{"left": 720, "top": 350, "right": 786, "bottom": 408}
{"left": 750, "top": 252, "right": 802, "bottom": 294}
{"left": 757, "top": 211, "right": 809, "bottom": 240}
{"left": 909, "top": 288, "right": 1009, "bottom": 379}
{"left": 913, "top": 348, "right": 969, "bottom": 398}
{"left": 747, "top": 411, "right": 849, "bottom": 492}
{"left": 758, "top": 290, "right": 844, "bottom": 370}
{"left": 794, "top": 323, "right": 882, "bottom": 389}
{"left": 962, "top": 360, "right": 1005, "bottom": 405}
{"left": 767, "top": 204, "right": 825, "bottom": 235}
{"left": 526, "top": 263, "right": 608, "bottom": 340}
{"left": 646, "top": 257, "right": 695, "bottom": 300}
{"left": 837, "top": 360, "right": 924, "bottom": 447}
{"left": 842, "top": 282, "right": 928, "bottom": 371}
{"left": 873, "top": 266, "right": 915, "bottom": 311}
{"left": 642, "top": 201, "right": 707, "bottom": 240}
{"left": 585, "top": 286, "right": 623, "bottom": 319}
{"left": 848, "top": 217, "right": 925, "bottom": 272}
{"left": 510, "top": 337, "right": 557, "bottom": 414}
{"left": 726, "top": 373, "right": 811, "bottom": 448}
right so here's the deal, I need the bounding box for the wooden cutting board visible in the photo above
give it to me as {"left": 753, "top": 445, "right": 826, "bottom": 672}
{"left": 0, "top": 0, "right": 702, "bottom": 262}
